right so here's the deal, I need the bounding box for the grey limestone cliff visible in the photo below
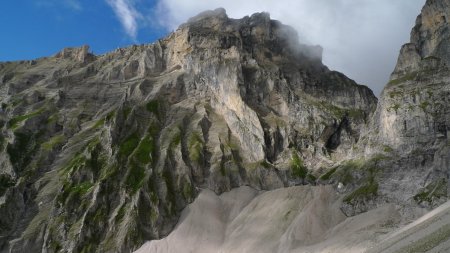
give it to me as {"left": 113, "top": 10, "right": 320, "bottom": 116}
{"left": 0, "top": 8, "right": 377, "bottom": 253}
{"left": 4, "top": 1, "right": 450, "bottom": 251}
{"left": 340, "top": 0, "right": 450, "bottom": 216}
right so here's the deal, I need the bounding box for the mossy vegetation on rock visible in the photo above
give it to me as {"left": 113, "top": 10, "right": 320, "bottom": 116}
{"left": 322, "top": 155, "right": 390, "bottom": 216}
{"left": 290, "top": 151, "right": 308, "bottom": 179}
{"left": 8, "top": 107, "right": 46, "bottom": 129}
{"left": 188, "top": 132, "right": 204, "bottom": 164}
{"left": 414, "top": 179, "right": 448, "bottom": 206}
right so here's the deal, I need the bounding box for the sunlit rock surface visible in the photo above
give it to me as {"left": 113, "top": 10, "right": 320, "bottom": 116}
{"left": 1, "top": 1, "right": 450, "bottom": 252}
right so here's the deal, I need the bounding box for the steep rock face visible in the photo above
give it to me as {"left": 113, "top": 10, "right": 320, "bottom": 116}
{"left": 357, "top": 0, "right": 450, "bottom": 214}
{"left": 135, "top": 1, "right": 450, "bottom": 248}
{"left": 0, "top": 9, "right": 377, "bottom": 253}
{"left": 393, "top": 0, "right": 450, "bottom": 79}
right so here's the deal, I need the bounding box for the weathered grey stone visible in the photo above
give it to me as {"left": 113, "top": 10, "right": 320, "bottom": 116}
{"left": 8, "top": 6, "right": 441, "bottom": 253}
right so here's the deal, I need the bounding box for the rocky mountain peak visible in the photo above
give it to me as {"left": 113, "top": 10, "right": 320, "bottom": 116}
{"left": 55, "top": 45, "right": 95, "bottom": 63}
{"left": 362, "top": 0, "right": 450, "bottom": 225}
{"left": 0, "top": 8, "right": 379, "bottom": 253}
{"left": 392, "top": 0, "right": 450, "bottom": 79}
{"left": 185, "top": 7, "right": 229, "bottom": 25}
{"left": 178, "top": 8, "right": 322, "bottom": 63}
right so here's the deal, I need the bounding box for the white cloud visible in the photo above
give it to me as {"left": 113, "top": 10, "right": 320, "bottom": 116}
{"left": 106, "top": 0, "right": 142, "bottom": 39}
{"left": 153, "top": 0, "right": 426, "bottom": 96}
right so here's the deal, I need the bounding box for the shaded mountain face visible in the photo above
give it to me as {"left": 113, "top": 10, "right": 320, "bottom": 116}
{"left": 0, "top": 2, "right": 448, "bottom": 253}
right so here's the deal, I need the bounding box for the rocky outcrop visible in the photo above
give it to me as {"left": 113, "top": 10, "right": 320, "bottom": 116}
{"left": 392, "top": 0, "right": 450, "bottom": 79}
{"left": 0, "top": 8, "right": 377, "bottom": 253}
{"left": 134, "top": 2, "right": 450, "bottom": 251}
{"left": 55, "top": 45, "right": 95, "bottom": 63}
{"left": 341, "top": 0, "right": 450, "bottom": 216}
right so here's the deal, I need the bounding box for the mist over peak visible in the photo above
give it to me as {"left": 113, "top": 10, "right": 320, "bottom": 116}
{"left": 152, "top": 0, "right": 425, "bottom": 95}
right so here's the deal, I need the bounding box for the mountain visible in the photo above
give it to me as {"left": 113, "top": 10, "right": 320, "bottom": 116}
{"left": 361, "top": 0, "right": 450, "bottom": 212}
{"left": 0, "top": 1, "right": 449, "bottom": 252}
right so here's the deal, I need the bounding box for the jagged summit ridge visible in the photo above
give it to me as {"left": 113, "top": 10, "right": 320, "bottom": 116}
{"left": 392, "top": 0, "right": 450, "bottom": 79}
{"left": 182, "top": 8, "right": 324, "bottom": 62}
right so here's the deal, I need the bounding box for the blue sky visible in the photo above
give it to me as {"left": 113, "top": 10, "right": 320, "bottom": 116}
{"left": 0, "top": 0, "right": 167, "bottom": 61}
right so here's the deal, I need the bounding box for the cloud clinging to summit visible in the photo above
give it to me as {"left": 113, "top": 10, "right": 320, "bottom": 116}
{"left": 108, "top": 0, "right": 426, "bottom": 96}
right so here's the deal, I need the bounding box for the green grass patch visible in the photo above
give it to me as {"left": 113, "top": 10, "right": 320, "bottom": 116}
{"left": 47, "top": 114, "right": 59, "bottom": 124}
{"left": 413, "top": 179, "right": 447, "bottom": 204}
{"left": 11, "top": 98, "right": 22, "bottom": 107}
{"left": 335, "top": 156, "right": 385, "bottom": 204}
{"left": 93, "top": 118, "right": 105, "bottom": 128}
{"left": 59, "top": 181, "right": 94, "bottom": 204}
{"left": 319, "top": 167, "right": 337, "bottom": 181}
{"left": 347, "top": 109, "right": 366, "bottom": 119}
{"left": 188, "top": 132, "right": 204, "bottom": 163}
{"left": 316, "top": 101, "right": 366, "bottom": 120}
{"left": 61, "top": 153, "right": 87, "bottom": 174}
{"left": 383, "top": 145, "right": 394, "bottom": 153}
{"left": 306, "top": 173, "right": 317, "bottom": 182}
{"left": 133, "top": 123, "right": 161, "bottom": 164}
{"left": 344, "top": 179, "right": 378, "bottom": 204}
{"left": 333, "top": 159, "right": 365, "bottom": 185}
{"left": 88, "top": 144, "right": 109, "bottom": 178}
{"left": 419, "top": 101, "right": 430, "bottom": 111}
{"left": 171, "top": 130, "right": 181, "bottom": 147}
{"left": 182, "top": 180, "right": 194, "bottom": 200}
{"left": 291, "top": 152, "right": 308, "bottom": 178}
{"left": 7, "top": 131, "right": 41, "bottom": 173}
{"left": 106, "top": 110, "right": 116, "bottom": 121}
{"left": 119, "top": 132, "right": 139, "bottom": 158}
{"left": 99, "top": 164, "right": 119, "bottom": 181}
{"left": 319, "top": 101, "right": 345, "bottom": 119}
{"left": 71, "top": 182, "right": 94, "bottom": 196}
{"left": 115, "top": 204, "right": 127, "bottom": 222}
{"left": 260, "top": 160, "right": 272, "bottom": 169}
{"left": 388, "top": 90, "right": 403, "bottom": 98}
{"left": 0, "top": 134, "right": 5, "bottom": 149}
{"left": 134, "top": 135, "right": 155, "bottom": 164}
{"left": 123, "top": 107, "right": 132, "bottom": 119}
{"left": 8, "top": 107, "right": 46, "bottom": 129}
{"left": 125, "top": 163, "right": 146, "bottom": 193}
{"left": 146, "top": 100, "right": 161, "bottom": 119}
{"left": 388, "top": 104, "right": 401, "bottom": 113}
{"left": 387, "top": 72, "right": 418, "bottom": 87}
{"left": 41, "top": 134, "right": 65, "bottom": 151}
